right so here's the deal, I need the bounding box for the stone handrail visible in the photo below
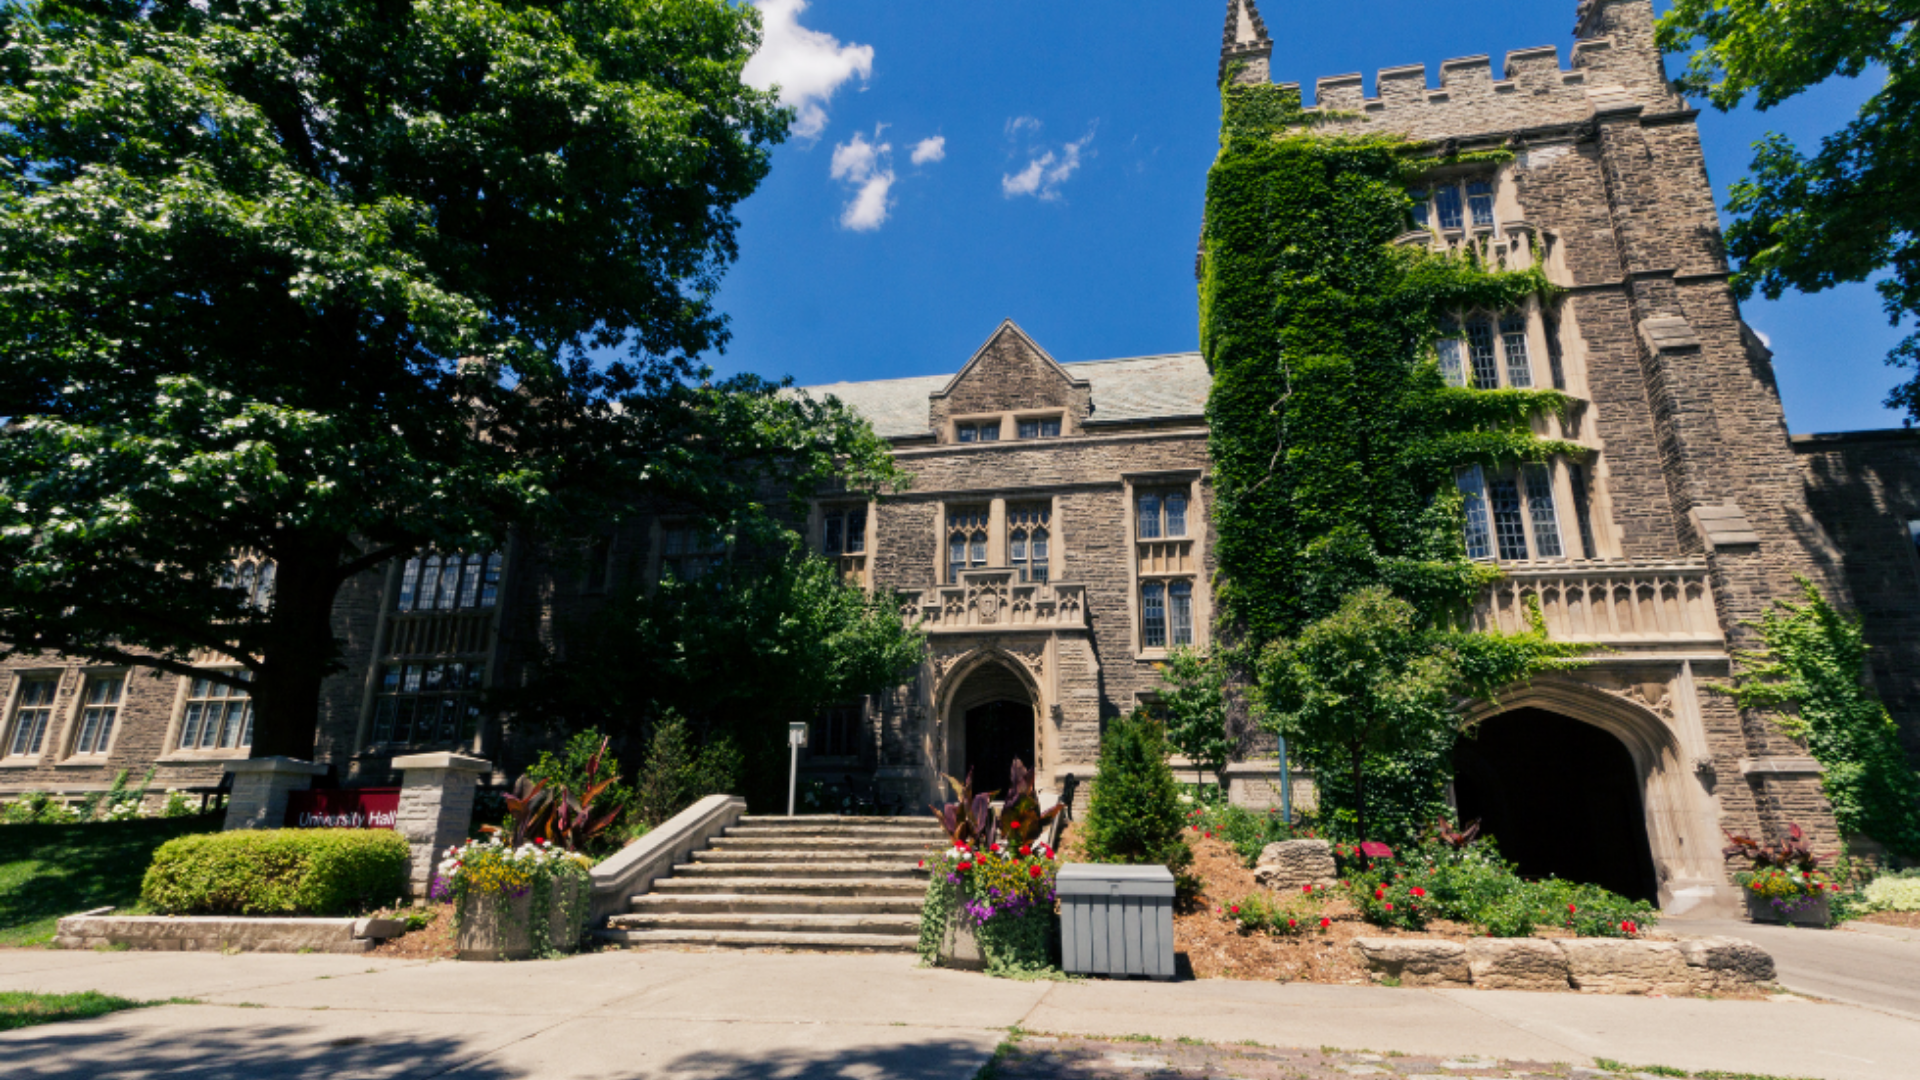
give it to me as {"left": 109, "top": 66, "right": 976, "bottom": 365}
{"left": 1473, "top": 560, "right": 1723, "bottom": 647}
{"left": 900, "top": 570, "right": 1088, "bottom": 633}
{"left": 588, "top": 794, "right": 746, "bottom": 927}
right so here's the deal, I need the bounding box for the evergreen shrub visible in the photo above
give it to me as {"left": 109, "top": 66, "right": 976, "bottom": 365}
{"left": 1080, "top": 712, "right": 1192, "bottom": 876}
{"left": 142, "top": 829, "right": 410, "bottom": 916}
{"left": 634, "top": 711, "right": 742, "bottom": 830}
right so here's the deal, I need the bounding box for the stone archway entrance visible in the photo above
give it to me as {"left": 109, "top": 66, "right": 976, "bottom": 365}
{"left": 942, "top": 656, "right": 1039, "bottom": 794}
{"left": 1453, "top": 708, "right": 1660, "bottom": 904}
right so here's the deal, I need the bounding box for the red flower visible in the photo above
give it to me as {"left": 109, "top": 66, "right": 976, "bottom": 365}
{"left": 1302, "top": 885, "right": 1312, "bottom": 894}
{"left": 917, "top": 860, "right": 924, "bottom": 868}
{"left": 1029, "top": 865, "right": 1044, "bottom": 878}
{"left": 1230, "top": 905, "right": 1240, "bottom": 915}
{"left": 1192, "top": 825, "right": 1202, "bottom": 832}
{"left": 1205, "top": 832, "right": 1214, "bottom": 839}
{"left": 1622, "top": 921, "right": 1637, "bottom": 935}
{"left": 1410, "top": 887, "right": 1426, "bottom": 898}
{"left": 1374, "top": 888, "right": 1386, "bottom": 900}
{"left": 957, "top": 862, "right": 973, "bottom": 873}
{"left": 1319, "top": 918, "right": 1331, "bottom": 929}
{"left": 1007, "top": 821, "right": 1020, "bottom": 830}
{"left": 1567, "top": 903, "right": 1578, "bottom": 914}
{"left": 1385, "top": 903, "right": 1394, "bottom": 912}
{"left": 1288, "top": 919, "right": 1297, "bottom": 929}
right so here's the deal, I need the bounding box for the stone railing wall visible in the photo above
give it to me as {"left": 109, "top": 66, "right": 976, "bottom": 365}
{"left": 1473, "top": 560, "right": 1723, "bottom": 647}
{"left": 901, "top": 570, "right": 1089, "bottom": 633}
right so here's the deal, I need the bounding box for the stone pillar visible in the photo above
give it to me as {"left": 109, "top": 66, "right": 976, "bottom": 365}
{"left": 392, "top": 752, "right": 491, "bottom": 899}
{"left": 222, "top": 758, "right": 328, "bottom": 831}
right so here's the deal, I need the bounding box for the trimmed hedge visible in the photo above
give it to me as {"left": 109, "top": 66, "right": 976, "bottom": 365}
{"left": 142, "top": 829, "right": 410, "bottom": 916}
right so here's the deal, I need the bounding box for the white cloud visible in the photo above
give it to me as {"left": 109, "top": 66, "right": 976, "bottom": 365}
{"left": 1005, "top": 116, "right": 1041, "bottom": 138}
{"left": 743, "top": 0, "right": 874, "bottom": 140}
{"left": 1002, "top": 130, "right": 1094, "bottom": 201}
{"left": 830, "top": 130, "right": 895, "bottom": 231}
{"left": 911, "top": 136, "right": 947, "bottom": 166}
{"left": 1755, "top": 329, "right": 1774, "bottom": 349}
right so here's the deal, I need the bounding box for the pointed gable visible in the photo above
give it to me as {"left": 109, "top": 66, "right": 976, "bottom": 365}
{"left": 929, "top": 321, "right": 1092, "bottom": 441}
{"left": 1220, "top": 0, "right": 1273, "bottom": 86}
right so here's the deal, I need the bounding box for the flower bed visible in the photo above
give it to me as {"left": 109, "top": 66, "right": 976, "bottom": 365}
{"left": 434, "top": 836, "right": 590, "bottom": 961}
{"left": 917, "top": 837, "right": 1060, "bottom": 976}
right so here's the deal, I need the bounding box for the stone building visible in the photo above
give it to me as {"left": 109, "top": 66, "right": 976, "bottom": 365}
{"left": 2, "top": 0, "right": 1917, "bottom": 915}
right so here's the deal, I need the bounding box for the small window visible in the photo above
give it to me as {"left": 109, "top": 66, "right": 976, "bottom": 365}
{"left": 1168, "top": 581, "right": 1194, "bottom": 647}
{"left": 1500, "top": 314, "right": 1532, "bottom": 388}
{"left": 1017, "top": 416, "right": 1062, "bottom": 439}
{"left": 222, "top": 557, "right": 276, "bottom": 612}
{"left": 1436, "top": 310, "right": 1535, "bottom": 392}
{"left": 1457, "top": 465, "right": 1567, "bottom": 563}
{"left": 947, "top": 508, "right": 989, "bottom": 583}
{"left": 5, "top": 678, "right": 57, "bottom": 758}
{"left": 956, "top": 421, "right": 1001, "bottom": 443}
{"left": 370, "top": 661, "right": 484, "bottom": 746}
{"left": 179, "top": 674, "right": 254, "bottom": 751}
{"left": 1467, "top": 180, "right": 1495, "bottom": 228}
{"left": 71, "top": 674, "right": 124, "bottom": 756}
{"left": 822, "top": 506, "right": 868, "bottom": 556}
{"left": 1433, "top": 185, "right": 1464, "bottom": 230}
{"left": 1569, "top": 464, "right": 1598, "bottom": 559}
{"left": 1408, "top": 189, "right": 1430, "bottom": 228}
{"left": 1141, "top": 581, "right": 1167, "bottom": 649}
{"left": 810, "top": 704, "right": 861, "bottom": 758}
{"left": 1466, "top": 318, "right": 1500, "bottom": 389}
{"left": 662, "top": 527, "right": 725, "bottom": 582}
{"left": 1008, "top": 504, "right": 1051, "bottom": 583}
{"left": 398, "top": 551, "right": 502, "bottom": 611}
{"left": 1137, "top": 490, "right": 1188, "bottom": 539}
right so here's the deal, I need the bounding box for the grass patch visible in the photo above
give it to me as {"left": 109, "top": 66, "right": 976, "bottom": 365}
{"left": 0, "top": 990, "right": 191, "bottom": 1031}
{"left": 0, "top": 816, "right": 223, "bottom": 946}
{"left": 1592, "top": 1063, "right": 1820, "bottom": 1080}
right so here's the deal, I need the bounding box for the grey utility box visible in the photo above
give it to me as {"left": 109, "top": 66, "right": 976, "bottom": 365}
{"left": 1057, "top": 863, "right": 1175, "bottom": 980}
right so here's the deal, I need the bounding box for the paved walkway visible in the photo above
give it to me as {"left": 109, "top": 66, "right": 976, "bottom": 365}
{"left": 1673, "top": 917, "right": 1920, "bottom": 1021}
{"left": 2, "top": 948, "right": 1918, "bottom": 1080}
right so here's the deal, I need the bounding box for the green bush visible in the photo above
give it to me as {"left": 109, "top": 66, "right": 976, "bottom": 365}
{"left": 1865, "top": 874, "right": 1920, "bottom": 912}
{"left": 1343, "top": 841, "right": 1658, "bottom": 939}
{"left": 634, "top": 711, "right": 742, "bottom": 830}
{"left": 1080, "top": 712, "right": 1192, "bottom": 876}
{"left": 142, "top": 829, "right": 410, "bottom": 916}
{"left": 1194, "top": 803, "right": 1294, "bottom": 868}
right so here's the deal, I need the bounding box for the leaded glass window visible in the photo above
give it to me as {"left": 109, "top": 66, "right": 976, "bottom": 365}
{"left": 1017, "top": 416, "right": 1062, "bottom": 439}
{"left": 5, "top": 679, "right": 56, "bottom": 758}
{"left": 947, "top": 508, "right": 989, "bottom": 583}
{"left": 370, "top": 661, "right": 484, "bottom": 746}
{"left": 956, "top": 421, "right": 1000, "bottom": 443}
{"left": 71, "top": 675, "right": 123, "bottom": 756}
{"left": 1141, "top": 582, "right": 1167, "bottom": 649}
{"left": 1524, "top": 465, "right": 1565, "bottom": 559}
{"left": 398, "top": 551, "right": 503, "bottom": 611}
{"left": 1457, "top": 464, "right": 1569, "bottom": 563}
{"left": 1467, "top": 180, "right": 1495, "bottom": 228}
{"left": 1008, "top": 504, "right": 1051, "bottom": 583}
{"left": 1433, "top": 185, "right": 1464, "bottom": 230}
{"left": 1500, "top": 313, "right": 1533, "bottom": 388}
{"left": 1168, "top": 581, "right": 1193, "bottom": 647}
{"left": 1467, "top": 317, "right": 1500, "bottom": 390}
{"left": 179, "top": 674, "right": 254, "bottom": 751}
{"left": 1457, "top": 468, "right": 1492, "bottom": 561}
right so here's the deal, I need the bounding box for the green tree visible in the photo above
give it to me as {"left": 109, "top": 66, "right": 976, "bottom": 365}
{"left": 504, "top": 548, "right": 924, "bottom": 809}
{"left": 1720, "top": 579, "right": 1920, "bottom": 859}
{"left": 0, "top": 0, "right": 898, "bottom": 758}
{"left": 1080, "top": 712, "right": 1192, "bottom": 874}
{"left": 1200, "top": 83, "right": 1582, "bottom": 838}
{"left": 1158, "top": 646, "right": 1234, "bottom": 790}
{"left": 632, "top": 710, "right": 742, "bottom": 830}
{"left": 1656, "top": 2, "right": 1920, "bottom": 416}
{"left": 1258, "top": 588, "right": 1575, "bottom": 845}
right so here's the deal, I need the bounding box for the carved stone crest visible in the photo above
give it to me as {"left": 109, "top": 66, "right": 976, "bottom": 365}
{"left": 977, "top": 590, "right": 1001, "bottom": 623}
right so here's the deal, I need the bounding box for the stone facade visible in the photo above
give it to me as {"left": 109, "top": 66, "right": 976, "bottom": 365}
{"left": 0, "top": 0, "right": 1913, "bottom": 916}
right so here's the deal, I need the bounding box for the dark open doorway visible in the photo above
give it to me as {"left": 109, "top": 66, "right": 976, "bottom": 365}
{"left": 964, "top": 699, "right": 1034, "bottom": 795}
{"left": 1452, "top": 708, "right": 1660, "bottom": 904}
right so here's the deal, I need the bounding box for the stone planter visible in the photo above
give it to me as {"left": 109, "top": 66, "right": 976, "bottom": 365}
{"left": 937, "top": 916, "right": 986, "bottom": 972}
{"left": 456, "top": 880, "right": 588, "bottom": 961}
{"left": 1745, "top": 891, "right": 1830, "bottom": 927}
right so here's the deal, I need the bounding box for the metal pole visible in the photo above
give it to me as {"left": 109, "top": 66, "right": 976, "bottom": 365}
{"left": 1277, "top": 737, "right": 1292, "bottom": 824}
{"left": 788, "top": 741, "right": 798, "bottom": 817}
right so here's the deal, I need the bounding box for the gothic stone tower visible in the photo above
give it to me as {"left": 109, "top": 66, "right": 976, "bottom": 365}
{"left": 1221, "top": 0, "right": 1844, "bottom": 913}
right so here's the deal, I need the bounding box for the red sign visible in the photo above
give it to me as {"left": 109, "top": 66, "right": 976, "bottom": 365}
{"left": 284, "top": 788, "right": 401, "bottom": 830}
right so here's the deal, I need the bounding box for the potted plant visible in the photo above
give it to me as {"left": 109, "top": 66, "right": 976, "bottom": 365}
{"left": 438, "top": 738, "right": 621, "bottom": 960}
{"left": 919, "top": 761, "right": 1064, "bottom": 975}
{"left": 1725, "top": 823, "right": 1841, "bottom": 927}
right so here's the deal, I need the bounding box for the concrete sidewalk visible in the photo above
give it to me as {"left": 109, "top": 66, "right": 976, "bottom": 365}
{"left": 1672, "top": 917, "right": 1920, "bottom": 1022}
{"left": 1, "top": 948, "right": 1917, "bottom": 1080}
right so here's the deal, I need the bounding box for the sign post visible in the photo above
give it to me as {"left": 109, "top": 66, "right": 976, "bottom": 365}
{"left": 787, "top": 721, "right": 808, "bottom": 817}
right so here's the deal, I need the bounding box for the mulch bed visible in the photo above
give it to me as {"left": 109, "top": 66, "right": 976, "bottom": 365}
{"left": 367, "top": 903, "right": 457, "bottom": 960}
{"left": 990, "top": 1035, "right": 1585, "bottom": 1079}
{"left": 1851, "top": 909, "right": 1920, "bottom": 930}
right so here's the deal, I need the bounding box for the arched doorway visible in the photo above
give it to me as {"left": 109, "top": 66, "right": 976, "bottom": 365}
{"left": 964, "top": 700, "right": 1035, "bottom": 794}
{"left": 1453, "top": 708, "right": 1660, "bottom": 903}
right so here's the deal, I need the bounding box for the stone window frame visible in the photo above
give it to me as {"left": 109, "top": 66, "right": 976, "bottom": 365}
{"left": 953, "top": 417, "right": 1003, "bottom": 444}
{"left": 1007, "top": 501, "right": 1053, "bottom": 584}
{"left": 946, "top": 409, "right": 1071, "bottom": 446}
{"left": 814, "top": 501, "right": 875, "bottom": 589}
{"left": 157, "top": 667, "right": 257, "bottom": 762}
{"left": 1123, "top": 471, "right": 1209, "bottom": 659}
{"left": 1435, "top": 303, "right": 1547, "bottom": 392}
{"left": 651, "top": 520, "right": 729, "bottom": 585}
{"left": 1409, "top": 168, "right": 1501, "bottom": 235}
{"left": 0, "top": 668, "right": 65, "bottom": 766}
{"left": 59, "top": 667, "right": 129, "bottom": 762}
{"left": 807, "top": 700, "right": 865, "bottom": 763}
{"left": 945, "top": 504, "right": 992, "bottom": 584}
{"left": 1014, "top": 410, "right": 1066, "bottom": 440}
{"left": 934, "top": 493, "right": 1068, "bottom": 586}
{"left": 1456, "top": 459, "right": 1590, "bottom": 565}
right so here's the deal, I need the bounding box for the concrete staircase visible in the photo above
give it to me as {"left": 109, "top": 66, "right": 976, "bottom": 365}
{"left": 604, "top": 815, "right": 943, "bottom": 952}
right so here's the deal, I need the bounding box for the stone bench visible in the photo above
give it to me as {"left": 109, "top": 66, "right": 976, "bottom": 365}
{"left": 1350, "top": 935, "right": 1774, "bottom": 994}
{"left": 55, "top": 911, "right": 406, "bottom": 954}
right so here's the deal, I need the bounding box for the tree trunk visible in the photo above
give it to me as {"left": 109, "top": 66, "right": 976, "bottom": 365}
{"left": 248, "top": 536, "right": 350, "bottom": 761}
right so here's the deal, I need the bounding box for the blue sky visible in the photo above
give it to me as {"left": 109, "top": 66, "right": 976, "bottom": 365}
{"left": 709, "top": 1, "right": 1903, "bottom": 435}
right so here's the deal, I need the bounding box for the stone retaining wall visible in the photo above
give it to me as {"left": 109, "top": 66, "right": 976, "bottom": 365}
{"left": 55, "top": 913, "right": 405, "bottom": 954}
{"left": 1350, "top": 935, "right": 1773, "bottom": 994}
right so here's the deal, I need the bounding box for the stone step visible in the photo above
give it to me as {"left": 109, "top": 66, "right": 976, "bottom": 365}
{"left": 648, "top": 877, "right": 927, "bottom": 897}
{"left": 714, "top": 834, "right": 936, "bottom": 849}
{"left": 670, "top": 861, "right": 924, "bottom": 879}
{"left": 629, "top": 893, "right": 924, "bottom": 916}
{"left": 692, "top": 849, "right": 925, "bottom": 865}
{"left": 737, "top": 815, "right": 937, "bottom": 829}
{"left": 607, "top": 912, "right": 921, "bottom": 936}
{"left": 599, "top": 928, "right": 919, "bottom": 953}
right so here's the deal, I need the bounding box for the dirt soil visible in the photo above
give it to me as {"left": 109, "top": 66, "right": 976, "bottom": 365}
{"left": 1852, "top": 909, "right": 1920, "bottom": 930}
{"left": 990, "top": 1035, "right": 1593, "bottom": 1080}
{"left": 367, "top": 903, "right": 457, "bottom": 960}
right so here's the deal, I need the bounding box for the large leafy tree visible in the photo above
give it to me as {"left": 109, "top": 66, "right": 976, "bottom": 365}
{"left": 0, "top": 0, "right": 896, "bottom": 758}
{"left": 503, "top": 548, "right": 925, "bottom": 809}
{"left": 1656, "top": 2, "right": 1920, "bottom": 415}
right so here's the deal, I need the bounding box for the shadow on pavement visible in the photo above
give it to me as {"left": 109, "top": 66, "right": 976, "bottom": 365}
{"left": 0, "top": 1018, "right": 520, "bottom": 1080}
{"left": 651, "top": 1037, "right": 995, "bottom": 1079}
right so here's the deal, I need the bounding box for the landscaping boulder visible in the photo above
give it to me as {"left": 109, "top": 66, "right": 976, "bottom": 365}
{"left": 1677, "top": 936, "right": 1775, "bottom": 992}
{"left": 1465, "top": 938, "right": 1571, "bottom": 991}
{"left": 1349, "top": 938, "right": 1471, "bottom": 988}
{"left": 1559, "top": 939, "right": 1697, "bottom": 995}
{"left": 1253, "top": 839, "right": 1337, "bottom": 890}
